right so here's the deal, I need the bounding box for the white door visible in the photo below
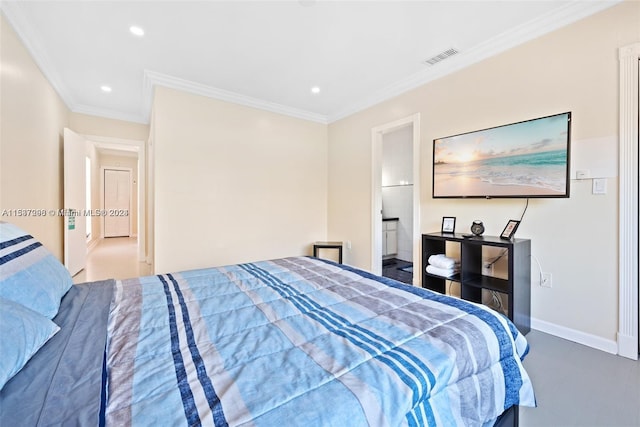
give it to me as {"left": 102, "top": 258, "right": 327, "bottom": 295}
{"left": 63, "top": 128, "right": 87, "bottom": 276}
{"left": 104, "top": 169, "right": 131, "bottom": 237}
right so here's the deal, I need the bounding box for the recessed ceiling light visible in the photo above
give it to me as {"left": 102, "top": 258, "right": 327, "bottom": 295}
{"left": 311, "top": 86, "right": 321, "bottom": 94}
{"left": 100, "top": 85, "right": 112, "bottom": 93}
{"left": 129, "top": 26, "right": 144, "bottom": 37}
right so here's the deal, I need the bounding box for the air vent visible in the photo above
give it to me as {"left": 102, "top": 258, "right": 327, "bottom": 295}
{"left": 424, "top": 48, "right": 459, "bottom": 66}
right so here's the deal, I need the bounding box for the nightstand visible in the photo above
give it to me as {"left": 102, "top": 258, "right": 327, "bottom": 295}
{"left": 312, "top": 241, "right": 343, "bottom": 264}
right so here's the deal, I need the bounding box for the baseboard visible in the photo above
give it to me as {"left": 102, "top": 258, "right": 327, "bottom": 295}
{"left": 87, "top": 238, "right": 100, "bottom": 253}
{"left": 616, "top": 333, "right": 639, "bottom": 360}
{"left": 531, "top": 317, "right": 618, "bottom": 354}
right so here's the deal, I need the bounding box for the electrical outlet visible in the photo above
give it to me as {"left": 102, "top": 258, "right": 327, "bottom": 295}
{"left": 346, "top": 240, "right": 352, "bottom": 250}
{"left": 541, "top": 272, "right": 552, "bottom": 288}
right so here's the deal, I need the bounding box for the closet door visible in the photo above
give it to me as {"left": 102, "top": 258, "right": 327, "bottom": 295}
{"left": 104, "top": 169, "right": 130, "bottom": 237}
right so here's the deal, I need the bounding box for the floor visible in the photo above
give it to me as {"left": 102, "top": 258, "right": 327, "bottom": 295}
{"left": 72, "top": 237, "right": 152, "bottom": 284}
{"left": 520, "top": 330, "right": 640, "bottom": 426}
{"left": 382, "top": 257, "right": 413, "bottom": 285}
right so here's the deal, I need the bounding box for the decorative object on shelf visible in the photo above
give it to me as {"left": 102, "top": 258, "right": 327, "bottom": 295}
{"left": 470, "top": 220, "right": 485, "bottom": 236}
{"left": 426, "top": 254, "right": 460, "bottom": 278}
{"left": 500, "top": 219, "right": 521, "bottom": 240}
{"left": 441, "top": 217, "right": 456, "bottom": 234}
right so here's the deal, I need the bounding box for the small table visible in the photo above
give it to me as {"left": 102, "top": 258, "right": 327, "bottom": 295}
{"left": 312, "top": 241, "right": 343, "bottom": 264}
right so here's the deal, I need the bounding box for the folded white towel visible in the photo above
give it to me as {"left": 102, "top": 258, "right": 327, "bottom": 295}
{"left": 426, "top": 265, "right": 459, "bottom": 278}
{"left": 428, "top": 254, "right": 459, "bottom": 270}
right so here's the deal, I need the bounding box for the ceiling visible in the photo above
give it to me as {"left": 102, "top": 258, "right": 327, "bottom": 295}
{"left": 1, "top": 1, "right": 619, "bottom": 125}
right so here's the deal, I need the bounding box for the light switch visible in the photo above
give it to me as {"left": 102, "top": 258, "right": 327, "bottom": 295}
{"left": 592, "top": 178, "right": 607, "bottom": 194}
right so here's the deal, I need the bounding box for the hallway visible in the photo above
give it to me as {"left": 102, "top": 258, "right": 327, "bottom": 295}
{"left": 73, "top": 237, "right": 152, "bottom": 284}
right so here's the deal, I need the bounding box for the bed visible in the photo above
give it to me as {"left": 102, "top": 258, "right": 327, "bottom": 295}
{"left": 0, "top": 222, "right": 535, "bottom": 426}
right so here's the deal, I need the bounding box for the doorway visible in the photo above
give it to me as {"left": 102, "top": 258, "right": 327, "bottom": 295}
{"left": 380, "top": 126, "right": 414, "bottom": 284}
{"left": 88, "top": 136, "right": 146, "bottom": 262}
{"left": 371, "top": 114, "right": 421, "bottom": 285}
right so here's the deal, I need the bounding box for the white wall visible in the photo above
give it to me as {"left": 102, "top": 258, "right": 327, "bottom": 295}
{"left": 2, "top": 2, "right": 637, "bottom": 350}
{"left": 382, "top": 125, "right": 413, "bottom": 262}
{"left": 1, "top": 14, "right": 150, "bottom": 261}
{"left": 0, "top": 14, "right": 69, "bottom": 259}
{"left": 69, "top": 112, "right": 149, "bottom": 142}
{"left": 151, "top": 86, "right": 328, "bottom": 273}
{"left": 327, "top": 1, "right": 640, "bottom": 346}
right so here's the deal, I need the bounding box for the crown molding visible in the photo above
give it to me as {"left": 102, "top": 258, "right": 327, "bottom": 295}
{"left": 328, "top": 0, "right": 622, "bottom": 123}
{"left": 3, "top": 0, "right": 622, "bottom": 126}
{"left": 1, "top": 2, "right": 78, "bottom": 108}
{"left": 143, "top": 70, "right": 328, "bottom": 124}
{"left": 2, "top": 2, "right": 148, "bottom": 124}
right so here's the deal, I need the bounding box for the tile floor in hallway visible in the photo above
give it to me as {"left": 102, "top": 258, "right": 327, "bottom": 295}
{"left": 73, "top": 237, "right": 152, "bottom": 284}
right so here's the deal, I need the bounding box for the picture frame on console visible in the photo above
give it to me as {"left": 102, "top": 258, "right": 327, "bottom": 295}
{"left": 441, "top": 217, "right": 456, "bottom": 234}
{"left": 501, "top": 220, "right": 520, "bottom": 240}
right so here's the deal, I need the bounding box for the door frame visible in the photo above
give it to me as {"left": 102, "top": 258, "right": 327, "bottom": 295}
{"left": 86, "top": 135, "right": 146, "bottom": 263}
{"left": 617, "top": 42, "right": 639, "bottom": 360}
{"left": 101, "top": 167, "right": 133, "bottom": 238}
{"left": 371, "top": 113, "right": 421, "bottom": 284}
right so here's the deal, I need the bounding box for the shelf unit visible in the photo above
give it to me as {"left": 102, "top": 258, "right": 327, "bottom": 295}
{"left": 422, "top": 232, "right": 531, "bottom": 334}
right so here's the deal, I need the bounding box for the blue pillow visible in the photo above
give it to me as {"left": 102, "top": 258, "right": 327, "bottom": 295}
{"left": 0, "top": 222, "right": 73, "bottom": 318}
{"left": 0, "top": 297, "right": 60, "bottom": 390}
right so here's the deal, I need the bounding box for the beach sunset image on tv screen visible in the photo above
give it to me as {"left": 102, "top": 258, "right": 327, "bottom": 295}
{"left": 433, "top": 112, "right": 571, "bottom": 198}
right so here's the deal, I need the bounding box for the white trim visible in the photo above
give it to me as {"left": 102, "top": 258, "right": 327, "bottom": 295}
{"left": 87, "top": 135, "right": 146, "bottom": 263}
{"left": 328, "top": 1, "right": 623, "bottom": 123}
{"left": 617, "top": 42, "right": 640, "bottom": 360}
{"left": 371, "top": 129, "right": 383, "bottom": 275}
{"left": 0, "top": 2, "right": 77, "bottom": 110}
{"left": 370, "top": 113, "right": 421, "bottom": 282}
{"left": 142, "top": 70, "right": 328, "bottom": 124}
{"left": 87, "top": 237, "right": 100, "bottom": 253}
{"left": 1, "top": 3, "right": 147, "bottom": 124}
{"left": 2, "top": 0, "right": 621, "bottom": 126}
{"left": 531, "top": 317, "right": 618, "bottom": 355}
{"left": 146, "top": 126, "right": 155, "bottom": 268}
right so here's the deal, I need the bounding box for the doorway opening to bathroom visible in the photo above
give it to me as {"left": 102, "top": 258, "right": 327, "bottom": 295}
{"left": 371, "top": 114, "right": 420, "bottom": 286}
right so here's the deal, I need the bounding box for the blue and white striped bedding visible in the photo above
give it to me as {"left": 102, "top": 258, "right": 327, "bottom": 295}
{"left": 105, "top": 257, "right": 535, "bottom": 426}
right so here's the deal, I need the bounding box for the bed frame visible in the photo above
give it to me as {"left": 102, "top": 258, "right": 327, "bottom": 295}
{"left": 495, "top": 405, "right": 519, "bottom": 427}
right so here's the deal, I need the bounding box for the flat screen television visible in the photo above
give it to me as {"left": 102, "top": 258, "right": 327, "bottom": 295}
{"left": 432, "top": 112, "right": 571, "bottom": 198}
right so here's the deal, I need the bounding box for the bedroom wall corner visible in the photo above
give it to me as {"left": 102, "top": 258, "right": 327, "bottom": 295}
{"left": 0, "top": 13, "right": 70, "bottom": 260}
